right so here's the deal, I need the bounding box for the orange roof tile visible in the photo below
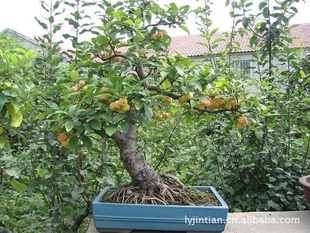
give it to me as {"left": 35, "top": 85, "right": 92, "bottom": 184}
{"left": 169, "top": 23, "right": 310, "bottom": 57}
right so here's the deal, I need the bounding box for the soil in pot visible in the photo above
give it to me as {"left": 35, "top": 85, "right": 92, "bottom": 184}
{"left": 100, "top": 185, "right": 222, "bottom": 206}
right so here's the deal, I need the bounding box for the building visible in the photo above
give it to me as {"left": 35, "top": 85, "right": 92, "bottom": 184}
{"left": 169, "top": 23, "right": 310, "bottom": 76}
{"left": 0, "top": 28, "right": 40, "bottom": 51}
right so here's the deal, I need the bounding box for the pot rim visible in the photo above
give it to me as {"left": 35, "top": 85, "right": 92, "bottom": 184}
{"left": 299, "top": 175, "right": 310, "bottom": 187}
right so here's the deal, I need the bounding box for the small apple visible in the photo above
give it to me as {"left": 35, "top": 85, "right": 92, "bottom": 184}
{"left": 163, "top": 96, "right": 173, "bottom": 104}
{"left": 195, "top": 101, "right": 205, "bottom": 110}
{"left": 118, "top": 97, "right": 128, "bottom": 107}
{"left": 156, "top": 31, "right": 164, "bottom": 39}
{"left": 60, "top": 138, "right": 70, "bottom": 148}
{"left": 57, "top": 133, "right": 68, "bottom": 142}
{"left": 151, "top": 33, "right": 158, "bottom": 40}
{"left": 162, "top": 112, "right": 170, "bottom": 119}
{"left": 79, "top": 80, "right": 86, "bottom": 86}
{"left": 184, "top": 92, "right": 194, "bottom": 100}
{"left": 112, "top": 56, "right": 121, "bottom": 62}
{"left": 178, "top": 96, "right": 187, "bottom": 104}
{"left": 119, "top": 104, "right": 130, "bottom": 113}
{"left": 161, "top": 30, "right": 168, "bottom": 36}
{"left": 101, "top": 87, "right": 109, "bottom": 92}
{"left": 238, "top": 116, "right": 248, "bottom": 125}
{"left": 71, "top": 85, "right": 78, "bottom": 92}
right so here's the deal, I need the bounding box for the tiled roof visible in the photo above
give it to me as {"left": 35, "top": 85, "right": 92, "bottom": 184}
{"left": 169, "top": 23, "right": 310, "bottom": 57}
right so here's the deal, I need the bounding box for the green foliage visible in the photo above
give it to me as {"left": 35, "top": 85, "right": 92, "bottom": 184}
{"left": 0, "top": 0, "right": 309, "bottom": 232}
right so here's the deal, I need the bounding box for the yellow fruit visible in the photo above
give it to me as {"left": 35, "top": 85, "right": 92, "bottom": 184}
{"left": 195, "top": 101, "right": 205, "bottom": 110}
{"left": 156, "top": 31, "right": 164, "bottom": 39}
{"left": 79, "top": 80, "right": 86, "bottom": 86}
{"left": 231, "top": 101, "right": 238, "bottom": 110}
{"left": 60, "top": 138, "right": 70, "bottom": 148}
{"left": 225, "top": 103, "right": 232, "bottom": 110}
{"left": 101, "top": 87, "right": 109, "bottom": 92}
{"left": 184, "top": 92, "right": 194, "bottom": 100}
{"left": 178, "top": 96, "right": 187, "bottom": 104}
{"left": 112, "top": 56, "right": 121, "bottom": 62}
{"left": 161, "top": 30, "right": 168, "bottom": 36}
{"left": 151, "top": 34, "right": 157, "bottom": 40}
{"left": 238, "top": 116, "right": 248, "bottom": 125}
{"left": 118, "top": 97, "right": 128, "bottom": 107}
{"left": 110, "top": 101, "right": 122, "bottom": 111}
{"left": 236, "top": 116, "right": 248, "bottom": 129}
{"left": 163, "top": 96, "right": 173, "bottom": 104}
{"left": 157, "top": 115, "right": 163, "bottom": 121}
{"left": 57, "top": 133, "right": 68, "bottom": 142}
{"left": 213, "top": 90, "right": 220, "bottom": 96}
{"left": 0, "top": 127, "right": 4, "bottom": 135}
{"left": 71, "top": 86, "right": 78, "bottom": 92}
{"left": 118, "top": 104, "right": 130, "bottom": 113}
{"left": 98, "top": 95, "right": 110, "bottom": 101}
{"left": 153, "top": 112, "right": 160, "bottom": 119}
{"left": 162, "top": 112, "right": 170, "bottom": 119}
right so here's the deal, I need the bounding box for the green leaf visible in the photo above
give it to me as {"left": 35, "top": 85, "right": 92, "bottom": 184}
{"left": 263, "top": 7, "right": 270, "bottom": 18}
{"left": 105, "top": 125, "right": 118, "bottom": 136}
{"left": 0, "top": 93, "right": 7, "bottom": 112}
{"left": 71, "top": 187, "right": 84, "bottom": 200}
{"left": 91, "top": 120, "right": 102, "bottom": 130}
{"left": 68, "top": 136, "right": 79, "bottom": 150}
{"left": 0, "top": 136, "right": 10, "bottom": 149}
{"left": 162, "top": 79, "right": 171, "bottom": 90}
{"left": 10, "top": 179, "right": 27, "bottom": 192}
{"left": 96, "top": 35, "right": 109, "bottom": 46}
{"left": 65, "top": 121, "right": 75, "bottom": 132}
{"left": 144, "top": 105, "right": 153, "bottom": 120}
{"left": 35, "top": 110, "right": 53, "bottom": 120}
{"left": 242, "top": 18, "right": 249, "bottom": 28}
{"left": 120, "top": 122, "right": 129, "bottom": 133}
{"left": 113, "top": 114, "right": 126, "bottom": 124}
{"left": 82, "top": 135, "right": 92, "bottom": 149}
{"left": 259, "top": 2, "right": 267, "bottom": 10}
{"left": 180, "top": 25, "right": 190, "bottom": 34}
{"left": 71, "top": 70, "right": 79, "bottom": 81}
{"left": 300, "top": 70, "right": 306, "bottom": 78}
{"left": 11, "top": 110, "right": 23, "bottom": 127}
{"left": 5, "top": 168, "right": 21, "bottom": 178}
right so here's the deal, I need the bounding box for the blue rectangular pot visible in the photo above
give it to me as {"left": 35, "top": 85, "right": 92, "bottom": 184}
{"left": 92, "top": 186, "right": 228, "bottom": 232}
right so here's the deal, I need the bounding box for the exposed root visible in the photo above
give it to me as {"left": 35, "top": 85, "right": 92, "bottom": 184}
{"left": 106, "top": 174, "right": 220, "bottom": 206}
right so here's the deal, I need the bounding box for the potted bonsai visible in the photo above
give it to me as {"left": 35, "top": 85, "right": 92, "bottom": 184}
{"left": 38, "top": 0, "right": 251, "bottom": 232}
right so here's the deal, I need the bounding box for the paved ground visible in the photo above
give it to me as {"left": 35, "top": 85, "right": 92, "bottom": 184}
{"left": 87, "top": 211, "right": 310, "bottom": 233}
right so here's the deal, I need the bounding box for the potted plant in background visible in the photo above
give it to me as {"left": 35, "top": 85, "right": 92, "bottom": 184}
{"left": 37, "top": 0, "right": 253, "bottom": 232}
{"left": 299, "top": 175, "right": 310, "bottom": 202}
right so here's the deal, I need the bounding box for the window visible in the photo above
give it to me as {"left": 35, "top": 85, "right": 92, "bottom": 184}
{"left": 233, "top": 60, "right": 252, "bottom": 77}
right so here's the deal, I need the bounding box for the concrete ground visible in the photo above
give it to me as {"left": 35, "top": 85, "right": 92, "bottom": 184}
{"left": 87, "top": 211, "right": 310, "bottom": 233}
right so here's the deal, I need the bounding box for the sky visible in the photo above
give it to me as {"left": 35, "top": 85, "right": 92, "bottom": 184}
{"left": 0, "top": 0, "right": 310, "bottom": 42}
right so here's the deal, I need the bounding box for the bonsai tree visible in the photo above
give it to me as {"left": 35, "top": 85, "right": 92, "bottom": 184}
{"left": 35, "top": 0, "right": 250, "bottom": 205}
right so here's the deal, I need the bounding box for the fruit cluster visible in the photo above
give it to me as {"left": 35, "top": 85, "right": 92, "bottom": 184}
{"left": 236, "top": 116, "right": 248, "bottom": 129}
{"left": 151, "top": 30, "right": 168, "bottom": 40}
{"left": 57, "top": 133, "right": 70, "bottom": 148}
{"left": 178, "top": 91, "right": 239, "bottom": 111}
{"left": 178, "top": 92, "right": 194, "bottom": 103}
{"left": 71, "top": 80, "right": 87, "bottom": 92}
{"left": 153, "top": 112, "right": 170, "bottom": 120}
{"left": 109, "top": 97, "right": 130, "bottom": 113}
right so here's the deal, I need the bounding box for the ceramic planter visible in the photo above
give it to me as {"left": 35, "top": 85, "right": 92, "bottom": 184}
{"left": 92, "top": 186, "right": 228, "bottom": 232}
{"left": 299, "top": 175, "right": 310, "bottom": 203}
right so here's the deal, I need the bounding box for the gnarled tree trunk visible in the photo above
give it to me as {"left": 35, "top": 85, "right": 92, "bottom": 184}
{"left": 111, "top": 110, "right": 161, "bottom": 190}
